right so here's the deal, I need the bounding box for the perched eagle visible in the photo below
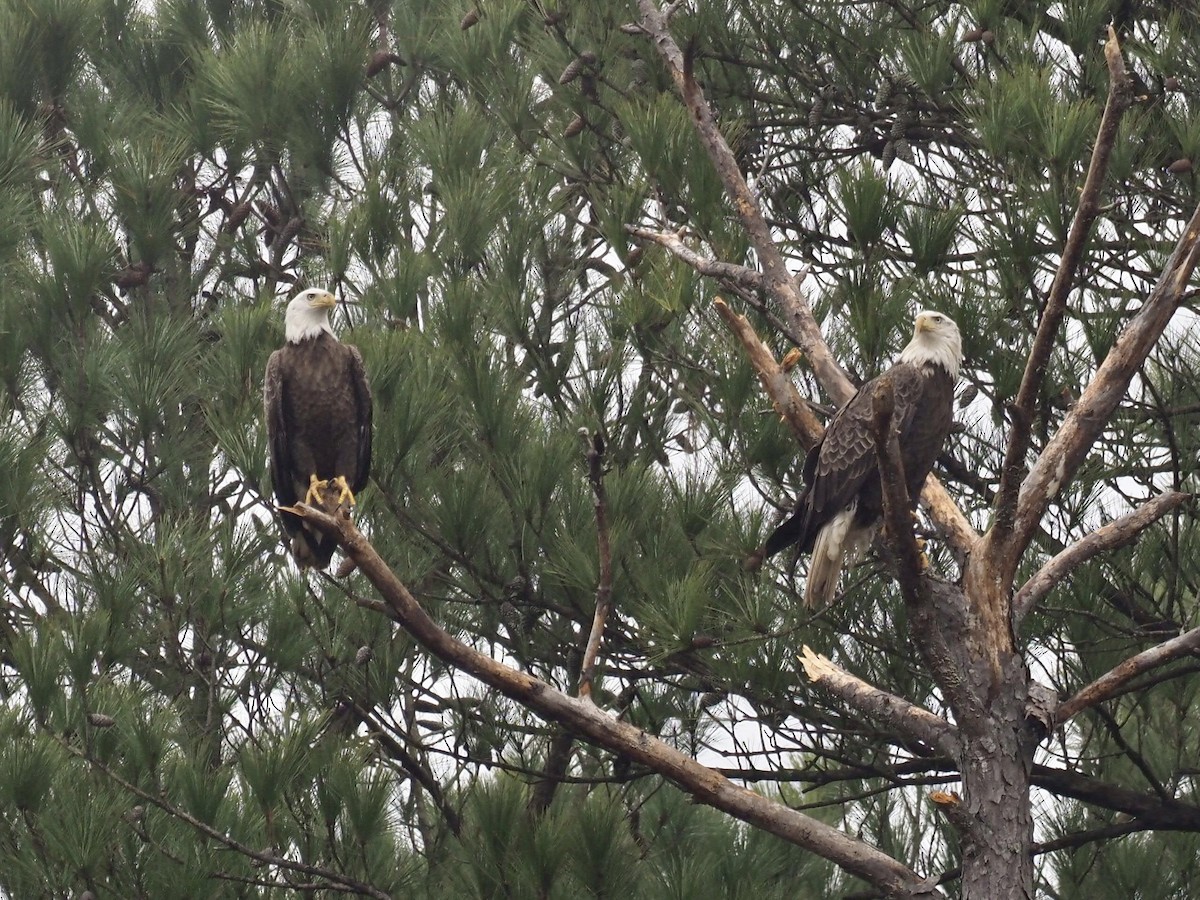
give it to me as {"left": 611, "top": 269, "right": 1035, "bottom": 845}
{"left": 763, "top": 310, "right": 962, "bottom": 607}
{"left": 264, "top": 288, "right": 373, "bottom": 569}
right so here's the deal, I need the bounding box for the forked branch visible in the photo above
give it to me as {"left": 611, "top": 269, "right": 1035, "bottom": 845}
{"left": 1007, "top": 200, "right": 1200, "bottom": 564}
{"left": 635, "top": 0, "right": 853, "bottom": 405}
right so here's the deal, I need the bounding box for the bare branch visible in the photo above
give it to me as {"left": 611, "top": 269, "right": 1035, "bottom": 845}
{"left": 1006, "top": 198, "right": 1200, "bottom": 568}
{"left": 292, "top": 503, "right": 939, "bottom": 897}
{"left": 869, "top": 374, "right": 926, "bottom": 608}
{"left": 800, "top": 646, "right": 958, "bottom": 757}
{"left": 625, "top": 225, "right": 764, "bottom": 290}
{"left": 1012, "top": 491, "right": 1192, "bottom": 625}
{"left": 713, "top": 298, "right": 824, "bottom": 448}
{"left": 634, "top": 0, "right": 853, "bottom": 405}
{"left": 1055, "top": 624, "right": 1200, "bottom": 725}
{"left": 578, "top": 430, "right": 614, "bottom": 701}
{"left": 991, "top": 27, "right": 1132, "bottom": 547}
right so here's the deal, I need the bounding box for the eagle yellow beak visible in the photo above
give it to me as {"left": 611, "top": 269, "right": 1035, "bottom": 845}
{"left": 914, "top": 314, "right": 931, "bottom": 333}
{"left": 309, "top": 291, "right": 337, "bottom": 310}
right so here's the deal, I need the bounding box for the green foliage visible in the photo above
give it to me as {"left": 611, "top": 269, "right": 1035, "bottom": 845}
{"left": 0, "top": 0, "right": 1199, "bottom": 897}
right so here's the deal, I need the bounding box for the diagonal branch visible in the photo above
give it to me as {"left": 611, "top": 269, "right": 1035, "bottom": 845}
{"left": 293, "top": 503, "right": 939, "bottom": 897}
{"left": 991, "top": 26, "right": 1132, "bottom": 549}
{"left": 1012, "top": 490, "right": 1192, "bottom": 625}
{"left": 800, "top": 645, "right": 959, "bottom": 758}
{"left": 1054, "top": 624, "right": 1200, "bottom": 725}
{"left": 635, "top": 0, "right": 854, "bottom": 406}
{"left": 1005, "top": 199, "right": 1200, "bottom": 571}
{"left": 714, "top": 297, "right": 824, "bottom": 448}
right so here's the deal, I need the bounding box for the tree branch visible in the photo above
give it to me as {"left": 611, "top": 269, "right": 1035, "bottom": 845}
{"left": 578, "top": 430, "right": 614, "bottom": 701}
{"left": 713, "top": 297, "right": 824, "bottom": 449}
{"left": 1012, "top": 490, "right": 1192, "bottom": 625}
{"left": 625, "top": 225, "right": 764, "bottom": 290}
{"left": 869, "top": 375, "right": 926, "bottom": 608}
{"left": 1054, "top": 624, "right": 1200, "bottom": 725}
{"left": 1007, "top": 198, "right": 1200, "bottom": 569}
{"left": 634, "top": 0, "right": 853, "bottom": 405}
{"left": 292, "top": 503, "right": 939, "bottom": 897}
{"left": 1031, "top": 764, "right": 1200, "bottom": 830}
{"left": 799, "top": 646, "right": 959, "bottom": 758}
{"left": 991, "top": 26, "right": 1132, "bottom": 550}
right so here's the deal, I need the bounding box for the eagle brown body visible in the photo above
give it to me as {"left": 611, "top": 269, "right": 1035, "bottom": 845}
{"left": 264, "top": 291, "right": 372, "bottom": 569}
{"left": 763, "top": 311, "right": 961, "bottom": 606}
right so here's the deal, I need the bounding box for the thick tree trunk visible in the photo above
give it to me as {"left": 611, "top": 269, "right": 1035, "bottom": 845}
{"left": 954, "top": 559, "right": 1036, "bottom": 900}
{"left": 959, "top": 653, "right": 1034, "bottom": 900}
{"left": 915, "top": 567, "right": 1037, "bottom": 899}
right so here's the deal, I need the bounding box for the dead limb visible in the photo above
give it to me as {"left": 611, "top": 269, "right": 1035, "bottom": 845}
{"left": 1054, "top": 623, "right": 1200, "bottom": 725}
{"left": 800, "top": 646, "right": 959, "bottom": 758}
{"left": 1005, "top": 198, "right": 1200, "bottom": 571}
{"left": 624, "top": 226, "right": 764, "bottom": 291}
{"left": 991, "top": 26, "right": 1132, "bottom": 548}
{"left": 1012, "top": 491, "right": 1192, "bottom": 625}
{"left": 292, "top": 502, "right": 938, "bottom": 897}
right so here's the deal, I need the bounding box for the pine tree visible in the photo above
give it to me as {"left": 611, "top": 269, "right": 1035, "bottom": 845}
{"left": 2, "top": 1, "right": 1200, "bottom": 898}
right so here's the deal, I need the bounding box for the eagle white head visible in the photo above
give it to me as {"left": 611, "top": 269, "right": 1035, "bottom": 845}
{"left": 284, "top": 288, "right": 338, "bottom": 343}
{"left": 898, "top": 309, "right": 962, "bottom": 380}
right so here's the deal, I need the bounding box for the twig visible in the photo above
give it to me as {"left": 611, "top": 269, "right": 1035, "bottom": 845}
{"left": 578, "top": 430, "right": 614, "bottom": 701}
{"left": 58, "top": 738, "right": 392, "bottom": 900}
{"left": 291, "top": 502, "right": 938, "bottom": 897}
{"left": 799, "top": 646, "right": 958, "bottom": 757}
{"left": 1054, "top": 623, "right": 1200, "bottom": 724}
{"left": 1012, "top": 491, "right": 1192, "bottom": 625}
{"left": 991, "top": 26, "right": 1132, "bottom": 549}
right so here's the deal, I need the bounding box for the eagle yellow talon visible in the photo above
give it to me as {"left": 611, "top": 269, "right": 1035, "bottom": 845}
{"left": 330, "top": 475, "right": 356, "bottom": 508}
{"left": 304, "top": 474, "right": 330, "bottom": 506}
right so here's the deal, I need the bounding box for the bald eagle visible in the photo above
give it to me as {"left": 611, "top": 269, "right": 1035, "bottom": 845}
{"left": 264, "top": 289, "right": 373, "bottom": 569}
{"left": 763, "top": 310, "right": 962, "bottom": 607}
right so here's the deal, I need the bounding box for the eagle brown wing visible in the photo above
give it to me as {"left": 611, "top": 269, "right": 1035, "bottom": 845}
{"left": 764, "top": 362, "right": 933, "bottom": 557}
{"left": 263, "top": 348, "right": 296, "bottom": 509}
{"left": 346, "top": 343, "right": 372, "bottom": 495}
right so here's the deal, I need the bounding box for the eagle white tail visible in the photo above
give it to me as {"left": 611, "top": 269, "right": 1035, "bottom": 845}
{"left": 804, "top": 505, "right": 876, "bottom": 608}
